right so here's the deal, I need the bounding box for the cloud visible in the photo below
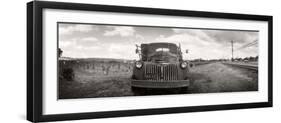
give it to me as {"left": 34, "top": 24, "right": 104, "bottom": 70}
{"left": 80, "top": 37, "right": 98, "bottom": 42}
{"left": 154, "top": 29, "right": 259, "bottom": 60}
{"left": 173, "top": 28, "right": 258, "bottom": 45}
{"left": 59, "top": 39, "right": 137, "bottom": 59}
{"left": 153, "top": 33, "right": 223, "bottom": 60}
{"left": 107, "top": 43, "right": 137, "bottom": 59}
{"left": 135, "top": 34, "right": 145, "bottom": 40}
{"left": 154, "top": 33, "right": 212, "bottom": 47}
{"left": 79, "top": 37, "right": 99, "bottom": 46}
{"left": 104, "top": 26, "right": 135, "bottom": 37}
{"left": 203, "top": 30, "right": 258, "bottom": 45}
{"left": 59, "top": 23, "right": 258, "bottom": 60}
{"left": 59, "top": 24, "right": 96, "bottom": 35}
{"left": 60, "top": 40, "right": 74, "bottom": 48}
{"left": 173, "top": 29, "right": 215, "bottom": 42}
{"left": 60, "top": 36, "right": 99, "bottom": 49}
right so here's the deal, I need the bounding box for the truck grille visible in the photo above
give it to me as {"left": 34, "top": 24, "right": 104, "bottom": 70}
{"left": 145, "top": 64, "right": 178, "bottom": 80}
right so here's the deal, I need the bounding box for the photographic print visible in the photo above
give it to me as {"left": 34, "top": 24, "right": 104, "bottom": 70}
{"left": 58, "top": 22, "right": 259, "bottom": 99}
{"left": 27, "top": 1, "right": 272, "bottom": 122}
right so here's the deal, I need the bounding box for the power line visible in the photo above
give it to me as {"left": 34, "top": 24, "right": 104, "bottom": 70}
{"left": 237, "top": 42, "right": 257, "bottom": 50}
{"left": 236, "top": 39, "right": 258, "bottom": 51}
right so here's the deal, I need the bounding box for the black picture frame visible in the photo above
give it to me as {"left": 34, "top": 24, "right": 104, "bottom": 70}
{"left": 27, "top": 1, "right": 273, "bottom": 122}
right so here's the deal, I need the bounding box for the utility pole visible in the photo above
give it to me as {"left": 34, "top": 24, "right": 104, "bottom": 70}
{"left": 231, "top": 40, "right": 234, "bottom": 61}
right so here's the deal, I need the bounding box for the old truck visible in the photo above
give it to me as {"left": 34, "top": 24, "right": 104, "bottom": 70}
{"left": 131, "top": 42, "right": 190, "bottom": 92}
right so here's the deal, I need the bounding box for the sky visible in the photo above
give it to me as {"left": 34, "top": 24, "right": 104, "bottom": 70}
{"left": 58, "top": 23, "right": 258, "bottom": 60}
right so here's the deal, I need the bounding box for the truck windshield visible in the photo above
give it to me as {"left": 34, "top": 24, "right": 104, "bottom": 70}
{"left": 146, "top": 43, "right": 178, "bottom": 54}
{"left": 155, "top": 48, "right": 170, "bottom": 52}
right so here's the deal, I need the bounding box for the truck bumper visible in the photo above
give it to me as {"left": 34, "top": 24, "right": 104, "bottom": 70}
{"left": 131, "top": 79, "right": 190, "bottom": 88}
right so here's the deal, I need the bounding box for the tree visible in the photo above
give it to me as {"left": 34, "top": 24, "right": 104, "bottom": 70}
{"left": 58, "top": 48, "right": 63, "bottom": 57}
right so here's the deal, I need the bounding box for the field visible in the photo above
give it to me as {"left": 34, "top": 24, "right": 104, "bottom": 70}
{"left": 58, "top": 58, "right": 134, "bottom": 99}
{"left": 188, "top": 62, "right": 258, "bottom": 93}
{"left": 58, "top": 59, "right": 258, "bottom": 99}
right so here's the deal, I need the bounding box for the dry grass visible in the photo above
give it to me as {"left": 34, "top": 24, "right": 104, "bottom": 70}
{"left": 59, "top": 59, "right": 134, "bottom": 99}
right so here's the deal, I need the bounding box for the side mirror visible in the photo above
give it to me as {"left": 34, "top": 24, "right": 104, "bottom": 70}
{"left": 135, "top": 44, "right": 140, "bottom": 54}
{"left": 185, "top": 49, "right": 189, "bottom": 54}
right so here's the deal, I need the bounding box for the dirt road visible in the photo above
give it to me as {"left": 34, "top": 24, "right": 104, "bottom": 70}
{"left": 188, "top": 62, "right": 258, "bottom": 93}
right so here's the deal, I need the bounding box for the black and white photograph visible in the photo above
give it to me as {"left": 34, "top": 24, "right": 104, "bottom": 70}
{"left": 58, "top": 22, "right": 259, "bottom": 99}
{"left": 25, "top": 1, "right": 273, "bottom": 122}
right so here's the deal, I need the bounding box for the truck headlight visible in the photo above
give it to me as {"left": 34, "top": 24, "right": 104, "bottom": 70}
{"left": 180, "top": 62, "right": 188, "bottom": 69}
{"left": 135, "top": 61, "right": 143, "bottom": 69}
